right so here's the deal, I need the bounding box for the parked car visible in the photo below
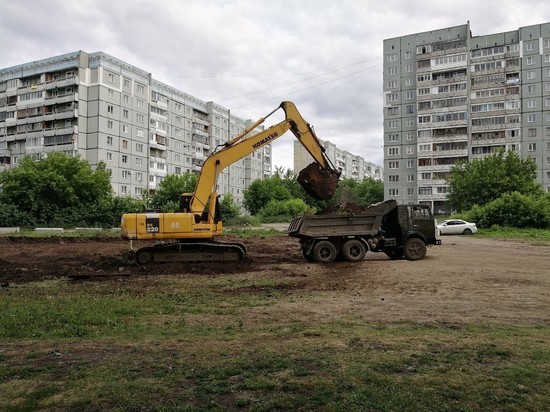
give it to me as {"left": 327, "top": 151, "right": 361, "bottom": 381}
{"left": 436, "top": 219, "right": 477, "bottom": 235}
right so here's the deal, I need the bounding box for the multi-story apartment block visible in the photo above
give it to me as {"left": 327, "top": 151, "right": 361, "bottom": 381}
{"left": 293, "top": 139, "right": 383, "bottom": 181}
{"left": 383, "top": 22, "right": 550, "bottom": 213}
{"left": 0, "top": 51, "right": 270, "bottom": 207}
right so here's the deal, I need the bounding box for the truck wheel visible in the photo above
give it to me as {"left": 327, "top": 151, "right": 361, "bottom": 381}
{"left": 312, "top": 241, "right": 337, "bottom": 263}
{"left": 342, "top": 239, "right": 366, "bottom": 262}
{"left": 404, "top": 238, "right": 426, "bottom": 261}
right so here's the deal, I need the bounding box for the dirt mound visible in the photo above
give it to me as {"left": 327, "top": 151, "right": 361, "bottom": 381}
{"left": 315, "top": 202, "right": 367, "bottom": 215}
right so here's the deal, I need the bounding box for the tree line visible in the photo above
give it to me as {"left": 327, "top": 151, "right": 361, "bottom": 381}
{"left": 0, "top": 153, "right": 384, "bottom": 228}
{"left": 1, "top": 150, "right": 548, "bottom": 229}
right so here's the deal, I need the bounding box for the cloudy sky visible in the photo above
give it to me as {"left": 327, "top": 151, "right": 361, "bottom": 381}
{"left": 1, "top": 0, "right": 549, "bottom": 172}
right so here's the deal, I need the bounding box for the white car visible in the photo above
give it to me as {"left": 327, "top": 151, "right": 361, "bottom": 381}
{"left": 436, "top": 219, "right": 477, "bottom": 235}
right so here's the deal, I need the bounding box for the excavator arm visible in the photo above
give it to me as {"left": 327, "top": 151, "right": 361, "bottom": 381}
{"left": 188, "top": 101, "right": 340, "bottom": 217}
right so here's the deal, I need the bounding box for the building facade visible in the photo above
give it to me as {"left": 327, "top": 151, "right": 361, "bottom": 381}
{"left": 0, "top": 51, "right": 270, "bottom": 207}
{"left": 293, "top": 139, "right": 383, "bottom": 181}
{"left": 383, "top": 22, "right": 550, "bottom": 213}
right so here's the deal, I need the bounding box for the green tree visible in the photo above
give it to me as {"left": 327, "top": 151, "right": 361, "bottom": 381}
{"left": 220, "top": 193, "right": 241, "bottom": 220}
{"left": 331, "top": 177, "right": 384, "bottom": 208}
{"left": 151, "top": 172, "right": 197, "bottom": 211}
{"left": 243, "top": 176, "right": 291, "bottom": 215}
{"left": 447, "top": 149, "right": 543, "bottom": 212}
{"left": 0, "top": 153, "right": 112, "bottom": 226}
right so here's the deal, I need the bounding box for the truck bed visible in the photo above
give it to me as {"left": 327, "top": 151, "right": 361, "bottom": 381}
{"left": 287, "top": 213, "right": 383, "bottom": 238}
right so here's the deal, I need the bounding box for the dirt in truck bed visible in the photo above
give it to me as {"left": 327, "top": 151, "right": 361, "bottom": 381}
{"left": 0, "top": 234, "right": 549, "bottom": 324}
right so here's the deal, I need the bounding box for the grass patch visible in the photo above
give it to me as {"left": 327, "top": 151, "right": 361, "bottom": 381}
{"left": 1, "top": 277, "right": 548, "bottom": 411}
{"left": 477, "top": 227, "right": 550, "bottom": 244}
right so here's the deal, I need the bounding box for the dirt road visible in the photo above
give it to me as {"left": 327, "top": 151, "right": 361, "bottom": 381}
{"left": 0, "top": 235, "right": 548, "bottom": 325}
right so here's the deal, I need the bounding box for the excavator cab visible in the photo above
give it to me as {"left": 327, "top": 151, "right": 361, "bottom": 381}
{"left": 297, "top": 162, "right": 341, "bottom": 200}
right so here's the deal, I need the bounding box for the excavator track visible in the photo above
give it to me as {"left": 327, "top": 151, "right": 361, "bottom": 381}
{"left": 134, "top": 241, "right": 246, "bottom": 265}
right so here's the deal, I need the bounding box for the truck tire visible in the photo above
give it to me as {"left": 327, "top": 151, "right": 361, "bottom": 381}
{"left": 312, "top": 241, "right": 337, "bottom": 263}
{"left": 404, "top": 238, "right": 426, "bottom": 261}
{"left": 342, "top": 239, "right": 366, "bottom": 262}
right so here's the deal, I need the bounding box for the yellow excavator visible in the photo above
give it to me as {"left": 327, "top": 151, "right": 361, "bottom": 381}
{"left": 121, "top": 101, "right": 341, "bottom": 264}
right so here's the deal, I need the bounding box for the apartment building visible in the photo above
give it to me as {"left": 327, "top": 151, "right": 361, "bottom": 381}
{"left": 383, "top": 22, "right": 550, "bottom": 213}
{"left": 0, "top": 51, "right": 270, "bottom": 207}
{"left": 293, "top": 139, "right": 383, "bottom": 181}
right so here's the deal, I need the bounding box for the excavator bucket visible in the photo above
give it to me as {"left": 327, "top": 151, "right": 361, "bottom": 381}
{"left": 297, "top": 162, "right": 340, "bottom": 200}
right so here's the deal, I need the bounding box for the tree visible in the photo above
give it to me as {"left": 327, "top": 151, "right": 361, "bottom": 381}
{"left": 151, "top": 172, "right": 197, "bottom": 211}
{"left": 243, "top": 176, "right": 291, "bottom": 215}
{"left": 220, "top": 193, "right": 240, "bottom": 220}
{"left": 0, "top": 153, "right": 112, "bottom": 226}
{"left": 331, "top": 177, "right": 384, "bottom": 208}
{"left": 447, "top": 149, "right": 543, "bottom": 212}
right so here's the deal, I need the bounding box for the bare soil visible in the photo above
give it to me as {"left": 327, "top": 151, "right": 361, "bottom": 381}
{"left": 0, "top": 234, "right": 548, "bottom": 325}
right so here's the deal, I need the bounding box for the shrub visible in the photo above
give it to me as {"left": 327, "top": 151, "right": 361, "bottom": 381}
{"left": 259, "top": 198, "right": 310, "bottom": 222}
{"left": 462, "top": 192, "right": 550, "bottom": 229}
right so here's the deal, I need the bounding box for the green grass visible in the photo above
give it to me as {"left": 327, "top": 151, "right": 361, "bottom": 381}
{"left": 477, "top": 227, "right": 550, "bottom": 244}
{"left": 1, "top": 276, "right": 548, "bottom": 411}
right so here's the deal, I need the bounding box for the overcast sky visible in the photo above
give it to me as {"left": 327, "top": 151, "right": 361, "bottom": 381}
{"left": 1, "top": 0, "right": 549, "bottom": 172}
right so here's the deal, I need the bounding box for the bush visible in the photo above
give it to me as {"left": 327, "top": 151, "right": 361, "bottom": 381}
{"left": 461, "top": 192, "right": 550, "bottom": 229}
{"left": 0, "top": 203, "right": 36, "bottom": 228}
{"left": 259, "top": 198, "right": 311, "bottom": 222}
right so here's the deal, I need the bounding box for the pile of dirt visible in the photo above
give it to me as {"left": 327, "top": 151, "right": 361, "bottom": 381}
{"left": 315, "top": 202, "right": 367, "bottom": 215}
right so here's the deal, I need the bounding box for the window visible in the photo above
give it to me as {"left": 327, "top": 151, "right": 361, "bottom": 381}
{"left": 407, "top": 174, "right": 414, "bottom": 182}
{"left": 387, "top": 67, "right": 398, "bottom": 75}
{"left": 527, "top": 114, "right": 536, "bottom": 123}
{"left": 123, "top": 78, "right": 131, "bottom": 88}
{"left": 123, "top": 109, "right": 129, "bottom": 119}
{"left": 107, "top": 105, "right": 113, "bottom": 114}
{"left": 527, "top": 85, "right": 536, "bottom": 94}
{"left": 388, "top": 134, "right": 399, "bottom": 142}
{"left": 107, "top": 120, "right": 113, "bottom": 129}
{"left": 405, "top": 51, "right": 412, "bottom": 59}
{"left": 388, "top": 107, "right": 399, "bottom": 116}
{"left": 122, "top": 155, "right": 128, "bottom": 163}
{"left": 107, "top": 152, "right": 113, "bottom": 161}
{"left": 388, "top": 161, "right": 400, "bottom": 169}
{"left": 136, "top": 84, "right": 145, "bottom": 94}
{"left": 527, "top": 71, "right": 536, "bottom": 80}
{"left": 407, "top": 188, "right": 414, "bottom": 196}
{"left": 528, "top": 143, "right": 537, "bottom": 151}
{"left": 525, "top": 41, "right": 535, "bottom": 51}
{"left": 122, "top": 139, "right": 128, "bottom": 149}
{"left": 388, "top": 188, "right": 399, "bottom": 196}
{"left": 122, "top": 125, "right": 129, "bottom": 133}
{"left": 387, "top": 147, "right": 400, "bottom": 155}
{"left": 107, "top": 136, "right": 113, "bottom": 146}
{"left": 528, "top": 128, "right": 537, "bottom": 137}
{"left": 108, "top": 73, "right": 115, "bottom": 83}
{"left": 527, "top": 99, "right": 537, "bottom": 109}
{"left": 388, "top": 175, "right": 399, "bottom": 182}
{"left": 526, "top": 56, "right": 535, "bottom": 65}
{"left": 388, "top": 120, "right": 399, "bottom": 129}
{"left": 136, "top": 114, "right": 144, "bottom": 123}
{"left": 387, "top": 53, "right": 398, "bottom": 62}
{"left": 136, "top": 143, "right": 143, "bottom": 152}
{"left": 407, "top": 160, "right": 414, "bottom": 168}
{"left": 108, "top": 89, "right": 114, "bottom": 98}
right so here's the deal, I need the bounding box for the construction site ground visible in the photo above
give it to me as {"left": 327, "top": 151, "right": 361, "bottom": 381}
{"left": 0, "top": 232, "right": 548, "bottom": 325}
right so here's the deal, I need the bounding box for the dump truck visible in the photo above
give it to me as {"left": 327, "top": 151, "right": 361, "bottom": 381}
{"left": 287, "top": 200, "right": 441, "bottom": 263}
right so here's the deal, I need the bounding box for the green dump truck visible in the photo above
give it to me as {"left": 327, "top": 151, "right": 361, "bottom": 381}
{"left": 287, "top": 200, "right": 441, "bottom": 263}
